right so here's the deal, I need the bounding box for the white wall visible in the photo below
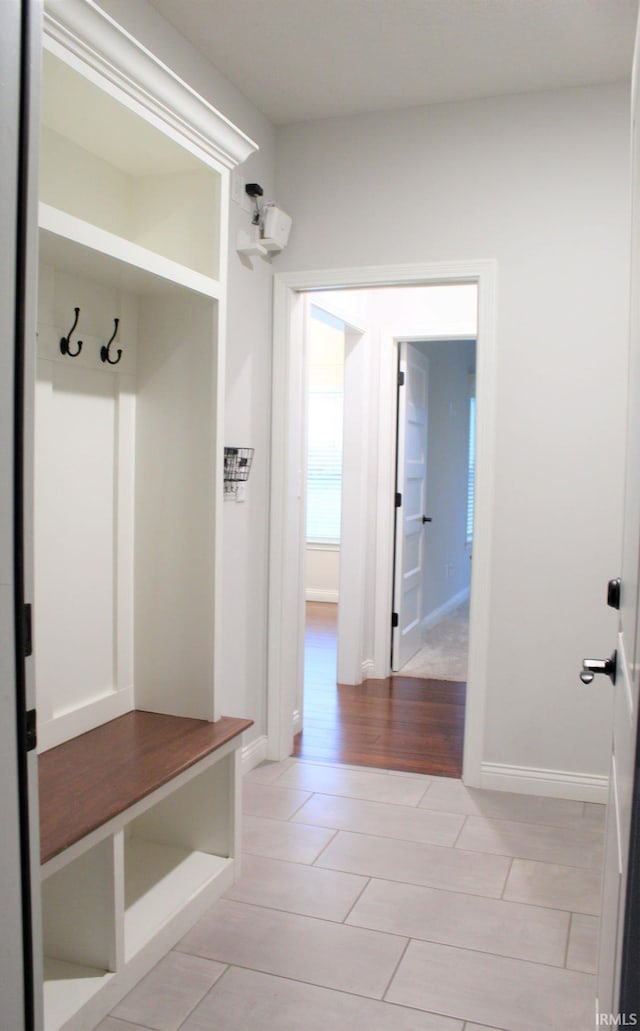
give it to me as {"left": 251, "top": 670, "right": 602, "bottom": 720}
{"left": 305, "top": 545, "right": 340, "bottom": 602}
{"left": 419, "top": 339, "right": 475, "bottom": 621}
{"left": 276, "top": 84, "right": 630, "bottom": 785}
{"left": 95, "top": 0, "right": 277, "bottom": 747}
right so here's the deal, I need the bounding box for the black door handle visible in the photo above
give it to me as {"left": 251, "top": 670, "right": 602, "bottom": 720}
{"left": 422, "top": 516, "right": 432, "bottom": 524}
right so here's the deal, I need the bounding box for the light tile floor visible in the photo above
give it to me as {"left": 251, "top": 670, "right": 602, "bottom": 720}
{"left": 96, "top": 759, "right": 605, "bottom": 1031}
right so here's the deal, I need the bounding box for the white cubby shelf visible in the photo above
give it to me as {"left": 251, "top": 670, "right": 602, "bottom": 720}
{"left": 39, "top": 711, "right": 251, "bottom": 1031}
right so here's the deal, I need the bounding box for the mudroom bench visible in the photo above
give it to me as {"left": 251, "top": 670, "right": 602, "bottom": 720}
{"left": 38, "top": 711, "right": 252, "bottom": 1031}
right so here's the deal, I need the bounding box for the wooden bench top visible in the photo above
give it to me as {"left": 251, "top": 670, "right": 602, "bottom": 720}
{"left": 39, "top": 711, "right": 253, "bottom": 864}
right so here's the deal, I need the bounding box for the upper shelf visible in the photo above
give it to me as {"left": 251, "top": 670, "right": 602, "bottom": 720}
{"left": 39, "top": 203, "right": 221, "bottom": 298}
{"left": 40, "top": 45, "right": 225, "bottom": 283}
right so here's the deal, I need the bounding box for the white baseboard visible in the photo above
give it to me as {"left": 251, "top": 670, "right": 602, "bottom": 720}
{"left": 241, "top": 734, "right": 268, "bottom": 775}
{"left": 478, "top": 761, "right": 608, "bottom": 803}
{"left": 293, "top": 708, "right": 302, "bottom": 735}
{"left": 361, "top": 659, "right": 375, "bottom": 681}
{"left": 305, "top": 588, "right": 339, "bottom": 603}
{"left": 422, "top": 587, "right": 469, "bottom": 632}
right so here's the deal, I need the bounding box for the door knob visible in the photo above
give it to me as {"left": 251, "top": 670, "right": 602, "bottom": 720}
{"left": 422, "top": 516, "right": 432, "bottom": 524}
{"left": 579, "top": 651, "right": 617, "bottom": 685}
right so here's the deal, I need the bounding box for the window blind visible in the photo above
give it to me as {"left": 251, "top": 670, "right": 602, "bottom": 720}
{"left": 306, "top": 311, "right": 345, "bottom": 543}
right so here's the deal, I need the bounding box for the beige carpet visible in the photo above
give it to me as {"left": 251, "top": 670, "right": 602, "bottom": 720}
{"left": 399, "top": 599, "right": 469, "bottom": 682}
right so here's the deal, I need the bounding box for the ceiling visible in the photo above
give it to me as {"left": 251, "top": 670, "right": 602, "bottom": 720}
{"left": 148, "top": 0, "right": 638, "bottom": 125}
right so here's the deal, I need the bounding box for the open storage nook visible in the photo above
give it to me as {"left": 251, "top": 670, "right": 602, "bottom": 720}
{"left": 39, "top": 713, "right": 251, "bottom": 1031}
{"left": 35, "top": 2, "right": 257, "bottom": 1028}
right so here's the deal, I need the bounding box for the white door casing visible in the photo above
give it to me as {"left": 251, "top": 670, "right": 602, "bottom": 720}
{"left": 392, "top": 342, "right": 429, "bottom": 670}
{"left": 267, "top": 260, "right": 498, "bottom": 787}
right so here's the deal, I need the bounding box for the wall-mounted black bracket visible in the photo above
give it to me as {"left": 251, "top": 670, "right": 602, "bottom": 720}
{"left": 246, "top": 183, "right": 264, "bottom": 226}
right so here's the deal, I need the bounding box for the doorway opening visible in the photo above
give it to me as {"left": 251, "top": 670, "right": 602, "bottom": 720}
{"left": 286, "top": 281, "right": 480, "bottom": 775}
{"left": 267, "top": 260, "right": 497, "bottom": 788}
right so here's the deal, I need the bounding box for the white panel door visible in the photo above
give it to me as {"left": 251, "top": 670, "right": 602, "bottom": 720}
{"left": 593, "top": 10, "right": 640, "bottom": 1022}
{"left": 392, "top": 343, "right": 429, "bottom": 671}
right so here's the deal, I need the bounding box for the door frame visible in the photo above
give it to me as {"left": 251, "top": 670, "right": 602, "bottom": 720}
{"left": 267, "top": 259, "right": 498, "bottom": 788}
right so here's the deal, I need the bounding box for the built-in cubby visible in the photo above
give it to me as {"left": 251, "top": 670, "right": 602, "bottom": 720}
{"left": 39, "top": 712, "right": 250, "bottom": 1031}
{"left": 35, "top": 2, "right": 258, "bottom": 1027}
{"left": 40, "top": 48, "right": 222, "bottom": 281}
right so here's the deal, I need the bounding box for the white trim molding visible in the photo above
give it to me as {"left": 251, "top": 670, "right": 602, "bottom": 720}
{"left": 479, "top": 761, "right": 608, "bottom": 803}
{"left": 306, "top": 589, "right": 339, "bottom": 603}
{"left": 422, "top": 587, "right": 470, "bottom": 632}
{"left": 241, "top": 734, "right": 268, "bottom": 775}
{"left": 44, "top": 0, "right": 258, "bottom": 170}
{"left": 292, "top": 708, "right": 302, "bottom": 735}
{"left": 361, "top": 659, "right": 376, "bottom": 680}
{"left": 268, "top": 260, "right": 498, "bottom": 775}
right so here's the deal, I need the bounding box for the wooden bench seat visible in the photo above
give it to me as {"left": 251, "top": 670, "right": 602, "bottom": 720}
{"left": 39, "top": 710, "right": 253, "bottom": 864}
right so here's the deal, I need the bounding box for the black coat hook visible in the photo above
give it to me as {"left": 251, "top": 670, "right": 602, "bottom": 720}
{"left": 100, "top": 318, "right": 122, "bottom": 366}
{"left": 60, "top": 307, "right": 83, "bottom": 357}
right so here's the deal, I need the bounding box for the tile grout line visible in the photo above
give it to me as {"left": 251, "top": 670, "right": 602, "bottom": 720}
{"left": 284, "top": 788, "right": 452, "bottom": 811}
{"left": 565, "top": 911, "right": 574, "bottom": 969}
{"left": 499, "top": 856, "right": 515, "bottom": 900}
{"left": 169, "top": 957, "right": 469, "bottom": 1020}
{"left": 452, "top": 813, "right": 469, "bottom": 848}
{"left": 238, "top": 849, "right": 589, "bottom": 910}
{"left": 310, "top": 827, "right": 340, "bottom": 866}
{"left": 285, "top": 791, "right": 318, "bottom": 821}
{"left": 246, "top": 777, "right": 607, "bottom": 834}
{"left": 203, "top": 898, "right": 583, "bottom": 973}
{"left": 380, "top": 935, "right": 412, "bottom": 1002}
{"left": 412, "top": 779, "right": 433, "bottom": 807}
{"left": 245, "top": 807, "right": 603, "bottom": 871}
{"left": 101, "top": 1015, "right": 155, "bottom": 1031}
{"left": 173, "top": 961, "right": 232, "bottom": 1031}
{"left": 341, "top": 876, "right": 372, "bottom": 924}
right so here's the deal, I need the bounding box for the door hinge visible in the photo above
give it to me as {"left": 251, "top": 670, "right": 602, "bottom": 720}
{"left": 22, "top": 603, "right": 32, "bottom": 658}
{"left": 395, "top": 492, "right": 402, "bottom": 508}
{"left": 397, "top": 370, "right": 405, "bottom": 387}
{"left": 24, "top": 709, "right": 37, "bottom": 752}
{"left": 392, "top": 612, "right": 399, "bottom": 628}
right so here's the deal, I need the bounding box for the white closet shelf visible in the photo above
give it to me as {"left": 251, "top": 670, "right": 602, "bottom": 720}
{"left": 43, "top": 958, "right": 114, "bottom": 1031}
{"left": 124, "top": 839, "right": 233, "bottom": 960}
{"left": 39, "top": 203, "right": 221, "bottom": 299}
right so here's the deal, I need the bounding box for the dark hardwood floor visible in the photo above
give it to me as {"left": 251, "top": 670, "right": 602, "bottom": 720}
{"left": 293, "top": 601, "right": 466, "bottom": 777}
